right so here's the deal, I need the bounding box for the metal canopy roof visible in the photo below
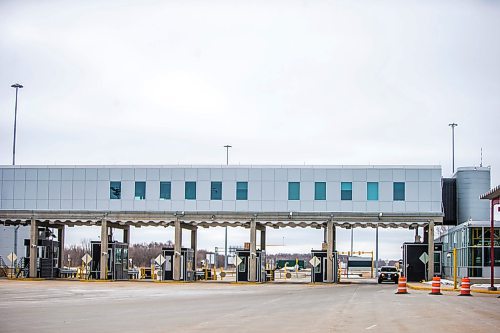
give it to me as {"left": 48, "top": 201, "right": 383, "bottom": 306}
{"left": 480, "top": 184, "right": 500, "bottom": 200}
{"left": 0, "top": 210, "right": 442, "bottom": 229}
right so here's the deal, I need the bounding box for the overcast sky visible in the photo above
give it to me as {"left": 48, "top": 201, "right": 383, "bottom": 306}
{"left": 1, "top": 0, "right": 499, "bottom": 259}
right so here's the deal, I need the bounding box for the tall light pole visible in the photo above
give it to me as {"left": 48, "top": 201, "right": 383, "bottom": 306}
{"left": 223, "top": 145, "right": 231, "bottom": 269}
{"left": 448, "top": 123, "right": 458, "bottom": 174}
{"left": 11, "top": 83, "right": 24, "bottom": 165}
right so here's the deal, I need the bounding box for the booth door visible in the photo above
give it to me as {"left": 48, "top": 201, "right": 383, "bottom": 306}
{"left": 164, "top": 255, "right": 173, "bottom": 280}
{"left": 114, "top": 247, "right": 124, "bottom": 280}
{"left": 237, "top": 256, "right": 248, "bottom": 282}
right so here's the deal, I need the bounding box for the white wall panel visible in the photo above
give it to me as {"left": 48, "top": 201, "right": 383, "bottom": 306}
{"left": 97, "top": 168, "right": 109, "bottom": 180}
{"left": 379, "top": 182, "right": 392, "bottom": 201}
{"left": 418, "top": 182, "right": 432, "bottom": 201}
{"left": 37, "top": 181, "right": 49, "bottom": 200}
{"left": 48, "top": 181, "right": 61, "bottom": 199}
{"left": 248, "top": 182, "right": 261, "bottom": 200}
{"left": 36, "top": 199, "right": 48, "bottom": 209}
{"left": 60, "top": 181, "right": 73, "bottom": 200}
{"left": 393, "top": 169, "right": 405, "bottom": 182}
{"left": 110, "top": 168, "right": 121, "bottom": 180}
{"left": 14, "top": 169, "right": 25, "bottom": 180}
{"left": 301, "top": 182, "right": 314, "bottom": 200}
{"left": 406, "top": 182, "right": 419, "bottom": 201}
{"left": 171, "top": 181, "right": 184, "bottom": 200}
{"left": 262, "top": 169, "right": 274, "bottom": 181}
{"left": 14, "top": 181, "right": 25, "bottom": 199}
{"left": 222, "top": 181, "right": 236, "bottom": 201}
{"left": 3, "top": 169, "right": 14, "bottom": 181}
{"left": 326, "top": 169, "right": 340, "bottom": 181}
{"left": 300, "top": 169, "right": 314, "bottom": 181}
{"left": 38, "top": 169, "right": 49, "bottom": 181}
{"left": 97, "top": 181, "right": 109, "bottom": 200}
{"left": 25, "top": 180, "right": 38, "bottom": 199}
{"left": 235, "top": 168, "right": 249, "bottom": 181}
{"left": 352, "top": 169, "right": 367, "bottom": 181}
{"left": 72, "top": 181, "right": 85, "bottom": 200}
{"left": 313, "top": 169, "right": 326, "bottom": 181}
{"left": 379, "top": 169, "right": 392, "bottom": 181}
{"left": 84, "top": 181, "right": 97, "bottom": 199}
{"left": 275, "top": 169, "right": 288, "bottom": 181}
{"left": 261, "top": 182, "right": 275, "bottom": 200}
{"left": 222, "top": 169, "right": 236, "bottom": 181}
{"left": 49, "top": 169, "right": 61, "bottom": 180}
{"left": 85, "top": 168, "right": 98, "bottom": 181}
{"left": 288, "top": 168, "right": 300, "bottom": 181}
{"left": 352, "top": 182, "right": 365, "bottom": 201}
{"left": 121, "top": 181, "right": 134, "bottom": 200}
{"left": 26, "top": 169, "right": 38, "bottom": 181}
{"left": 135, "top": 168, "right": 147, "bottom": 180}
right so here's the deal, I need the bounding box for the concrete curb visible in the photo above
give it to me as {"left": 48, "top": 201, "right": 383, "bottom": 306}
{"left": 407, "top": 283, "right": 500, "bottom": 295}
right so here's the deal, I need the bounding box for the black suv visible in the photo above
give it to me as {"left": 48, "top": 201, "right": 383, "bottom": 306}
{"left": 378, "top": 266, "right": 399, "bottom": 284}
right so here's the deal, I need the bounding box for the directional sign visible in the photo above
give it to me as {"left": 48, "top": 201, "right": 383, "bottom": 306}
{"left": 155, "top": 254, "right": 166, "bottom": 266}
{"left": 235, "top": 256, "right": 243, "bottom": 267}
{"left": 419, "top": 252, "right": 429, "bottom": 265}
{"left": 7, "top": 252, "right": 17, "bottom": 263}
{"left": 309, "top": 256, "right": 321, "bottom": 267}
{"left": 81, "top": 253, "right": 92, "bottom": 265}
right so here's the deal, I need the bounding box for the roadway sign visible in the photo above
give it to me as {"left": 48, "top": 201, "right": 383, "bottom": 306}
{"left": 309, "top": 256, "right": 320, "bottom": 267}
{"left": 81, "top": 253, "right": 92, "bottom": 265}
{"left": 419, "top": 252, "right": 429, "bottom": 265}
{"left": 7, "top": 252, "right": 17, "bottom": 263}
{"left": 235, "top": 256, "right": 243, "bottom": 267}
{"left": 155, "top": 254, "right": 166, "bottom": 266}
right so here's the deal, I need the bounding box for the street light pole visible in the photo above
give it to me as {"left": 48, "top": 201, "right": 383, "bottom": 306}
{"left": 11, "top": 83, "right": 24, "bottom": 165}
{"left": 448, "top": 123, "right": 458, "bottom": 174}
{"left": 223, "top": 145, "right": 232, "bottom": 270}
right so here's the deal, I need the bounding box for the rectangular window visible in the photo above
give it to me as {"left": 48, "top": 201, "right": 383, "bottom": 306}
{"left": 185, "top": 181, "right": 196, "bottom": 200}
{"left": 341, "top": 182, "right": 352, "bottom": 200}
{"left": 110, "top": 181, "right": 121, "bottom": 199}
{"left": 134, "top": 181, "right": 146, "bottom": 200}
{"left": 211, "top": 181, "right": 222, "bottom": 200}
{"left": 393, "top": 182, "right": 405, "bottom": 201}
{"left": 288, "top": 182, "right": 300, "bottom": 200}
{"left": 315, "top": 182, "right": 326, "bottom": 200}
{"left": 160, "top": 182, "right": 171, "bottom": 200}
{"left": 367, "top": 182, "right": 379, "bottom": 201}
{"left": 236, "top": 182, "right": 248, "bottom": 200}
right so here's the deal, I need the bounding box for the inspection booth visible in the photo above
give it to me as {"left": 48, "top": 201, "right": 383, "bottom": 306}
{"left": 235, "top": 249, "right": 266, "bottom": 282}
{"left": 162, "top": 247, "right": 195, "bottom": 281}
{"left": 90, "top": 241, "right": 129, "bottom": 280}
{"left": 24, "top": 227, "right": 61, "bottom": 278}
{"left": 311, "top": 250, "right": 338, "bottom": 283}
{"left": 402, "top": 242, "right": 442, "bottom": 282}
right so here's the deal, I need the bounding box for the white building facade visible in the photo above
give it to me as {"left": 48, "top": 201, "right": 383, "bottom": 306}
{"left": 0, "top": 165, "right": 442, "bottom": 214}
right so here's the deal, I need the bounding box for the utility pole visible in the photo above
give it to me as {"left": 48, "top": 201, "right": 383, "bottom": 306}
{"left": 448, "top": 123, "right": 458, "bottom": 174}
{"left": 223, "top": 145, "right": 232, "bottom": 270}
{"left": 11, "top": 83, "right": 24, "bottom": 165}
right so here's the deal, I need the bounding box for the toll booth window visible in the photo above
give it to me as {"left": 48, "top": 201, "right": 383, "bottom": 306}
{"left": 236, "top": 182, "right": 248, "bottom": 200}
{"left": 341, "top": 182, "right": 352, "bottom": 200}
{"left": 110, "top": 181, "right": 121, "bottom": 199}
{"left": 115, "top": 248, "right": 122, "bottom": 262}
{"left": 238, "top": 257, "right": 246, "bottom": 272}
{"left": 160, "top": 181, "right": 171, "bottom": 200}
{"left": 367, "top": 182, "right": 379, "bottom": 200}
{"left": 315, "top": 182, "right": 326, "bottom": 200}
{"left": 393, "top": 182, "right": 405, "bottom": 201}
{"left": 185, "top": 181, "right": 197, "bottom": 200}
{"left": 288, "top": 182, "right": 300, "bottom": 200}
{"left": 314, "top": 261, "right": 321, "bottom": 273}
{"left": 211, "top": 181, "right": 222, "bottom": 200}
{"left": 134, "top": 182, "right": 146, "bottom": 200}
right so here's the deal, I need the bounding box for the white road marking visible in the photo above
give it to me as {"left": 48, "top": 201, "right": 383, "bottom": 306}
{"left": 366, "top": 324, "right": 377, "bottom": 330}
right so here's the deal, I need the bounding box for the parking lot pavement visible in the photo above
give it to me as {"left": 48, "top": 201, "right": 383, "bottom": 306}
{"left": 0, "top": 280, "right": 499, "bottom": 333}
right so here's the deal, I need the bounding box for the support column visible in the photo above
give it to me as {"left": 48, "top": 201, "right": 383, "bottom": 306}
{"left": 58, "top": 226, "right": 65, "bottom": 269}
{"left": 191, "top": 227, "right": 197, "bottom": 268}
{"left": 29, "top": 217, "right": 38, "bottom": 278}
{"left": 415, "top": 227, "right": 420, "bottom": 243}
{"left": 326, "top": 220, "right": 335, "bottom": 283}
{"left": 427, "top": 220, "right": 435, "bottom": 280}
{"left": 249, "top": 219, "right": 257, "bottom": 282}
{"left": 260, "top": 227, "right": 266, "bottom": 251}
{"left": 123, "top": 225, "right": 130, "bottom": 244}
{"left": 100, "top": 218, "right": 108, "bottom": 280}
{"left": 173, "top": 218, "right": 182, "bottom": 281}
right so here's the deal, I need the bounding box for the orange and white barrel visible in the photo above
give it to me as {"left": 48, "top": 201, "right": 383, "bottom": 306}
{"left": 395, "top": 276, "right": 409, "bottom": 294}
{"left": 458, "top": 277, "right": 472, "bottom": 296}
{"left": 429, "top": 276, "right": 442, "bottom": 295}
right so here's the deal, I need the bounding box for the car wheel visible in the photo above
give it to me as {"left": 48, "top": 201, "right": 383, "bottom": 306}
{"left": 378, "top": 280, "right": 382, "bottom": 284}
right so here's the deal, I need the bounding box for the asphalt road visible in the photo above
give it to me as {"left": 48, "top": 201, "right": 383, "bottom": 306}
{"left": 0, "top": 280, "right": 499, "bottom": 333}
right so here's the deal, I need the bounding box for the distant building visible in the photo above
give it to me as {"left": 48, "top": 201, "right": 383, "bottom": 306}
{"left": 437, "top": 167, "right": 499, "bottom": 280}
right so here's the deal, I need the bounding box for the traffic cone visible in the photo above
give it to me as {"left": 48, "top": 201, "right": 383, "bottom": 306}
{"left": 429, "top": 276, "right": 442, "bottom": 295}
{"left": 458, "top": 277, "right": 472, "bottom": 296}
{"left": 396, "top": 276, "right": 409, "bottom": 294}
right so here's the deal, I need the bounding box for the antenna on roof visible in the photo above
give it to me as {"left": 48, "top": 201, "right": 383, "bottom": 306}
{"left": 480, "top": 148, "right": 483, "bottom": 167}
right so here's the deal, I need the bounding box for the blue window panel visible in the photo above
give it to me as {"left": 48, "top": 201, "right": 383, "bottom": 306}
{"left": 134, "top": 181, "right": 146, "bottom": 200}
{"left": 288, "top": 182, "right": 300, "bottom": 200}
{"left": 110, "top": 181, "right": 121, "bottom": 200}
{"left": 160, "top": 181, "right": 171, "bottom": 200}
{"left": 367, "top": 182, "right": 379, "bottom": 201}
{"left": 393, "top": 182, "right": 405, "bottom": 201}
{"left": 315, "top": 182, "right": 326, "bottom": 200}
{"left": 185, "top": 181, "right": 196, "bottom": 200}
{"left": 341, "top": 182, "right": 352, "bottom": 201}
{"left": 236, "top": 182, "right": 248, "bottom": 200}
{"left": 211, "top": 181, "right": 222, "bottom": 200}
